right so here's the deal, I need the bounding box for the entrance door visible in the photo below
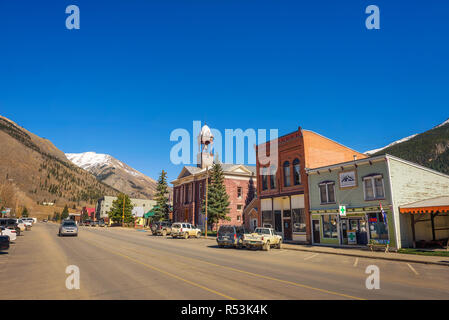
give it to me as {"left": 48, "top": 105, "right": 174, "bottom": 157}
{"left": 347, "top": 218, "right": 368, "bottom": 245}
{"left": 274, "top": 210, "right": 282, "bottom": 233}
{"left": 283, "top": 219, "right": 292, "bottom": 241}
{"left": 312, "top": 220, "right": 320, "bottom": 244}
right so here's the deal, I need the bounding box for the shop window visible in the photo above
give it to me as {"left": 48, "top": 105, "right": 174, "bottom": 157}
{"left": 283, "top": 161, "right": 291, "bottom": 187}
{"left": 261, "top": 167, "right": 268, "bottom": 191}
{"left": 319, "top": 181, "right": 336, "bottom": 204}
{"left": 363, "top": 175, "right": 385, "bottom": 200}
{"left": 293, "top": 158, "right": 301, "bottom": 185}
{"left": 322, "top": 215, "right": 338, "bottom": 238}
{"left": 292, "top": 209, "right": 306, "bottom": 233}
{"left": 262, "top": 210, "right": 273, "bottom": 228}
{"left": 368, "top": 212, "right": 389, "bottom": 241}
{"left": 270, "top": 165, "right": 277, "bottom": 189}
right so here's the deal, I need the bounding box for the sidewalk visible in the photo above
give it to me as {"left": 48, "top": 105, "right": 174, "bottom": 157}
{"left": 281, "top": 242, "right": 449, "bottom": 267}
{"left": 200, "top": 235, "right": 449, "bottom": 266}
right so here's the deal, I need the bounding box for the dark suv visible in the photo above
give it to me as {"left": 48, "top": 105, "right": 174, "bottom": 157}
{"left": 217, "top": 225, "right": 246, "bottom": 248}
{"left": 151, "top": 221, "right": 172, "bottom": 236}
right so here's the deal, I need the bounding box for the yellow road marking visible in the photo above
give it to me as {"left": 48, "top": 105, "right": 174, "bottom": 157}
{"left": 101, "top": 240, "right": 365, "bottom": 300}
{"left": 87, "top": 240, "right": 236, "bottom": 300}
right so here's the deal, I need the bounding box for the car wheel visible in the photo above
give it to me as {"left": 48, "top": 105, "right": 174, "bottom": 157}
{"left": 263, "top": 241, "right": 271, "bottom": 251}
{"left": 196, "top": 232, "right": 201, "bottom": 238}
{"left": 162, "top": 230, "right": 167, "bottom": 236}
{"left": 277, "top": 240, "right": 282, "bottom": 249}
{"left": 184, "top": 232, "right": 189, "bottom": 239}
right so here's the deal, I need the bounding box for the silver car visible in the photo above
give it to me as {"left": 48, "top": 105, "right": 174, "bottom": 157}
{"left": 59, "top": 220, "right": 78, "bottom": 237}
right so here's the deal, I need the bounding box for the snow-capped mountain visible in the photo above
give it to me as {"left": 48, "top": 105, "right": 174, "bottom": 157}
{"left": 365, "top": 133, "right": 418, "bottom": 155}
{"left": 66, "top": 152, "right": 158, "bottom": 199}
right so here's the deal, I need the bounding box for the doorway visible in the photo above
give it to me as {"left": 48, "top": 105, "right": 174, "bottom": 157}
{"left": 283, "top": 219, "right": 292, "bottom": 240}
{"left": 312, "top": 220, "right": 320, "bottom": 244}
{"left": 341, "top": 218, "right": 368, "bottom": 245}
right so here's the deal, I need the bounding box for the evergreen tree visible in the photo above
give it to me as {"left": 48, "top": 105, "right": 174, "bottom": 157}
{"left": 61, "top": 205, "right": 69, "bottom": 220}
{"left": 153, "top": 170, "right": 170, "bottom": 221}
{"left": 108, "top": 193, "right": 134, "bottom": 225}
{"left": 21, "top": 206, "right": 29, "bottom": 218}
{"left": 53, "top": 211, "right": 60, "bottom": 222}
{"left": 202, "top": 161, "right": 230, "bottom": 229}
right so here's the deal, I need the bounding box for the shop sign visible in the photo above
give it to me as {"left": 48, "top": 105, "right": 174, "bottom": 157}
{"left": 339, "top": 205, "right": 346, "bottom": 216}
{"left": 339, "top": 170, "right": 357, "bottom": 188}
{"left": 347, "top": 230, "right": 357, "bottom": 244}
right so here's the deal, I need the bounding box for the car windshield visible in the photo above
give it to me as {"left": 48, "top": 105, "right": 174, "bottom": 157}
{"left": 63, "top": 222, "right": 76, "bottom": 227}
{"left": 218, "top": 226, "right": 234, "bottom": 234}
{"left": 255, "top": 228, "right": 270, "bottom": 235}
{"left": 172, "top": 223, "right": 181, "bottom": 228}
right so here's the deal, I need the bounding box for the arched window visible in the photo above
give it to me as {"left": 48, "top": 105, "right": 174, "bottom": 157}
{"left": 283, "top": 161, "right": 291, "bottom": 187}
{"left": 293, "top": 158, "right": 301, "bottom": 185}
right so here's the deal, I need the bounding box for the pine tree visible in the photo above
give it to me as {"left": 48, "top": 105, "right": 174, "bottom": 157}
{"left": 153, "top": 170, "right": 170, "bottom": 221}
{"left": 202, "top": 161, "right": 230, "bottom": 229}
{"left": 21, "top": 206, "right": 29, "bottom": 218}
{"left": 108, "top": 193, "right": 134, "bottom": 225}
{"left": 61, "top": 205, "right": 69, "bottom": 220}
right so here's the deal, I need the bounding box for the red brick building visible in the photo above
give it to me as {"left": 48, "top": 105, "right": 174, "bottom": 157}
{"left": 171, "top": 124, "right": 257, "bottom": 229}
{"left": 256, "top": 127, "right": 367, "bottom": 243}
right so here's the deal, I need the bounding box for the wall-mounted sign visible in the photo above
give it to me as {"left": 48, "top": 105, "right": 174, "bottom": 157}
{"left": 339, "top": 205, "right": 347, "bottom": 216}
{"left": 339, "top": 170, "right": 357, "bottom": 188}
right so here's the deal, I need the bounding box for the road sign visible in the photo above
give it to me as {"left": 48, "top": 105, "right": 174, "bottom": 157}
{"left": 339, "top": 205, "right": 346, "bottom": 216}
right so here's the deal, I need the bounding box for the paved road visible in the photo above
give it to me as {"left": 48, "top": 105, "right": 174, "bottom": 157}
{"left": 1, "top": 223, "right": 449, "bottom": 300}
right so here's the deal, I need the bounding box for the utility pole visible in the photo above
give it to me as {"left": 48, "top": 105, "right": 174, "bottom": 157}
{"left": 205, "top": 167, "right": 208, "bottom": 238}
{"left": 122, "top": 195, "right": 125, "bottom": 227}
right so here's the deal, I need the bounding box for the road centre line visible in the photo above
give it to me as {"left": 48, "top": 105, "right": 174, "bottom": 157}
{"left": 85, "top": 235, "right": 365, "bottom": 300}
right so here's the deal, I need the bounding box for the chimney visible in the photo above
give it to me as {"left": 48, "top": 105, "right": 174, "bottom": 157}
{"left": 353, "top": 155, "right": 357, "bottom": 161}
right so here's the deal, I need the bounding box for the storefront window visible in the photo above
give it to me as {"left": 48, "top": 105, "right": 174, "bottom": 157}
{"left": 292, "top": 209, "right": 306, "bottom": 233}
{"left": 368, "top": 212, "right": 388, "bottom": 241}
{"left": 262, "top": 210, "right": 273, "bottom": 228}
{"left": 322, "top": 215, "right": 338, "bottom": 238}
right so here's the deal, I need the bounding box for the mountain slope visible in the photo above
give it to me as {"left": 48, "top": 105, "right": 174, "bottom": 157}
{"left": 66, "top": 152, "right": 158, "bottom": 199}
{"left": 371, "top": 118, "right": 449, "bottom": 175}
{"left": 0, "top": 115, "right": 119, "bottom": 208}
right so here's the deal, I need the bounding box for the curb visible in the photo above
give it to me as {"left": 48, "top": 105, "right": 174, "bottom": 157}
{"left": 200, "top": 236, "right": 449, "bottom": 267}
{"left": 280, "top": 245, "right": 449, "bottom": 267}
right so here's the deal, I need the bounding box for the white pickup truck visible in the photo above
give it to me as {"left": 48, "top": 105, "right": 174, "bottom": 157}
{"left": 243, "top": 227, "right": 282, "bottom": 251}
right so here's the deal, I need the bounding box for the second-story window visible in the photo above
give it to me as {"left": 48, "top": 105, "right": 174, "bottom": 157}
{"left": 293, "top": 158, "right": 301, "bottom": 185}
{"left": 363, "top": 175, "right": 385, "bottom": 200}
{"left": 261, "top": 167, "right": 268, "bottom": 191}
{"left": 237, "top": 187, "right": 242, "bottom": 199}
{"left": 283, "top": 161, "right": 291, "bottom": 187}
{"left": 319, "top": 181, "right": 336, "bottom": 204}
{"left": 269, "top": 165, "right": 277, "bottom": 189}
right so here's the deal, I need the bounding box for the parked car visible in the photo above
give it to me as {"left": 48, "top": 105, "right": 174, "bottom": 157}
{"left": 242, "top": 227, "right": 282, "bottom": 251}
{"left": 81, "top": 220, "right": 92, "bottom": 226}
{"left": 22, "top": 218, "right": 34, "bottom": 225}
{"left": 1, "top": 226, "right": 17, "bottom": 242}
{"left": 18, "top": 219, "right": 32, "bottom": 230}
{"left": 0, "top": 235, "right": 9, "bottom": 251}
{"left": 216, "top": 225, "right": 246, "bottom": 248}
{"left": 98, "top": 221, "right": 106, "bottom": 227}
{"left": 0, "top": 218, "right": 22, "bottom": 236}
{"left": 151, "top": 221, "right": 172, "bottom": 236}
{"left": 91, "top": 221, "right": 99, "bottom": 227}
{"left": 171, "top": 222, "right": 202, "bottom": 239}
{"left": 42, "top": 219, "right": 48, "bottom": 223}
{"left": 59, "top": 220, "right": 79, "bottom": 237}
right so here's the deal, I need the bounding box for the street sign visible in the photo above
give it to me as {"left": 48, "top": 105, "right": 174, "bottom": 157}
{"left": 339, "top": 205, "right": 346, "bottom": 216}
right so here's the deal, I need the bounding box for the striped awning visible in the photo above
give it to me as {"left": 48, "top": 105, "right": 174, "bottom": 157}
{"left": 399, "top": 196, "right": 449, "bottom": 214}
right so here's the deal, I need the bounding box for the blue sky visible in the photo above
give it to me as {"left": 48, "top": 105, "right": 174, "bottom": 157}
{"left": 1, "top": 1, "right": 448, "bottom": 183}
